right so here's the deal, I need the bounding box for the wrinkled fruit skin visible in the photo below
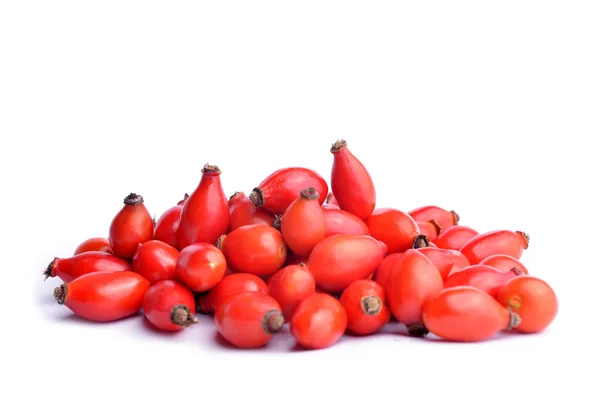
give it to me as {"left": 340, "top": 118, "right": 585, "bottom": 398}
{"left": 290, "top": 293, "right": 348, "bottom": 349}
{"left": 366, "top": 208, "right": 422, "bottom": 254}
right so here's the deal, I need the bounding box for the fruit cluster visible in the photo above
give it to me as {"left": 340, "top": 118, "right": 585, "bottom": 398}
{"left": 45, "top": 139, "right": 558, "bottom": 349}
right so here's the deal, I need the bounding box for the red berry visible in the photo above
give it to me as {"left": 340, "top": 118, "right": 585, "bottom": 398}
{"left": 154, "top": 195, "right": 187, "bottom": 249}
{"left": 408, "top": 205, "right": 459, "bottom": 231}
{"left": 323, "top": 206, "right": 370, "bottom": 237}
{"left": 366, "top": 208, "right": 428, "bottom": 254}
{"left": 74, "top": 237, "right": 113, "bottom": 255}
{"left": 228, "top": 191, "right": 275, "bottom": 232}
{"left": 339, "top": 280, "right": 390, "bottom": 336}
{"left": 109, "top": 193, "right": 154, "bottom": 260}
{"left": 208, "top": 273, "right": 269, "bottom": 314}
{"left": 44, "top": 251, "right": 131, "bottom": 283}
{"left": 435, "top": 225, "right": 479, "bottom": 251}
{"left": 143, "top": 280, "right": 197, "bottom": 332}
{"left": 176, "top": 243, "right": 227, "bottom": 292}
{"left": 290, "top": 293, "right": 348, "bottom": 349}
{"left": 267, "top": 264, "right": 316, "bottom": 321}
{"left": 280, "top": 187, "right": 326, "bottom": 257}
{"left": 132, "top": 240, "right": 179, "bottom": 284}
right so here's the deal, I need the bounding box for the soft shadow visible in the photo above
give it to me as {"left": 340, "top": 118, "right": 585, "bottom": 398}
{"left": 140, "top": 316, "right": 183, "bottom": 337}
{"left": 54, "top": 310, "right": 143, "bottom": 325}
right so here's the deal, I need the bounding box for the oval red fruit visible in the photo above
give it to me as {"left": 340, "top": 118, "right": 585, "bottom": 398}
{"left": 267, "top": 264, "right": 316, "bottom": 321}
{"left": 280, "top": 187, "right": 326, "bottom": 257}
{"left": 366, "top": 208, "right": 428, "bottom": 254}
{"left": 417, "top": 220, "right": 442, "bottom": 243}
{"left": 416, "top": 247, "right": 470, "bottom": 279}
{"left": 228, "top": 191, "right": 274, "bottom": 232}
{"left": 323, "top": 207, "right": 370, "bottom": 237}
{"left": 54, "top": 271, "right": 150, "bottom": 322}
{"left": 290, "top": 293, "right": 348, "bottom": 350}
{"left": 154, "top": 196, "right": 187, "bottom": 249}
{"left": 132, "top": 240, "right": 179, "bottom": 284}
{"left": 44, "top": 251, "right": 131, "bottom": 283}
{"left": 249, "top": 167, "right": 328, "bottom": 215}
{"left": 460, "top": 230, "right": 530, "bottom": 264}
{"left": 109, "top": 193, "right": 154, "bottom": 260}
{"left": 176, "top": 243, "right": 227, "bottom": 292}
{"left": 143, "top": 280, "right": 197, "bottom": 332}
{"left": 443, "top": 265, "right": 521, "bottom": 299}
{"left": 340, "top": 279, "right": 390, "bottom": 336}
{"left": 435, "top": 225, "right": 479, "bottom": 251}
{"left": 330, "top": 139, "right": 376, "bottom": 220}
{"left": 480, "top": 254, "right": 529, "bottom": 275}
{"left": 208, "top": 273, "right": 269, "bottom": 313}
{"left": 373, "top": 253, "right": 402, "bottom": 292}
{"left": 74, "top": 237, "right": 113, "bottom": 255}
{"left": 408, "top": 205, "right": 459, "bottom": 231}
{"left": 177, "top": 164, "right": 229, "bottom": 249}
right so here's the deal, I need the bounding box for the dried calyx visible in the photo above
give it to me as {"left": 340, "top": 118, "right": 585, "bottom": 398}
{"left": 262, "top": 309, "right": 284, "bottom": 334}
{"left": 43, "top": 258, "right": 56, "bottom": 281}
{"left": 54, "top": 284, "right": 68, "bottom": 305}
{"left": 170, "top": 305, "right": 198, "bottom": 327}
{"left": 272, "top": 215, "right": 282, "bottom": 230}
{"left": 215, "top": 234, "right": 226, "bottom": 250}
{"left": 507, "top": 307, "right": 522, "bottom": 329}
{"left": 412, "top": 234, "right": 430, "bottom": 249}
{"left": 124, "top": 193, "right": 144, "bottom": 206}
{"left": 300, "top": 187, "right": 319, "bottom": 200}
{"left": 249, "top": 188, "right": 265, "bottom": 207}
{"left": 407, "top": 323, "right": 429, "bottom": 338}
{"left": 361, "top": 296, "right": 382, "bottom": 316}
{"left": 330, "top": 139, "right": 347, "bottom": 153}
{"left": 517, "top": 231, "right": 530, "bottom": 248}
{"left": 202, "top": 164, "right": 221, "bottom": 174}
{"left": 451, "top": 210, "right": 460, "bottom": 224}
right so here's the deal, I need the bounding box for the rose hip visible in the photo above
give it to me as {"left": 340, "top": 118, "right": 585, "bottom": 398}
{"left": 74, "top": 237, "right": 113, "bottom": 255}
{"left": 154, "top": 194, "right": 188, "bottom": 249}
{"left": 408, "top": 205, "right": 459, "bottom": 231}
{"left": 290, "top": 293, "right": 348, "bottom": 350}
{"left": 267, "top": 264, "right": 316, "bottom": 321}
{"left": 416, "top": 247, "right": 471, "bottom": 279}
{"left": 323, "top": 206, "right": 370, "bottom": 237}
{"left": 366, "top": 208, "right": 428, "bottom": 254}
{"left": 143, "top": 280, "right": 197, "bottom": 332}
{"left": 417, "top": 220, "right": 442, "bottom": 243}
{"left": 280, "top": 187, "right": 326, "bottom": 257}
{"left": 460, "top": 230, "right": 530, "bottom": 265}
{"left": 480, "top": 254, "right": 529, "bottom": 275}
{"left": 228, "top": 191, "right": 275, "bottom": 232}
{"left": 176, "top": 242, "right": 227, "bottom": 292}
{"left": 339, "top": 279, "right": 390, "bottom": 336}
{"left": 132, "top": 240, "right": 179, "bottom": 284}
{"left": 435, "top": 225, "right": 479, "bottom": 251}
{"left": 443, "top": 265, "right": 522, "bottom": 299}
{"left": 208, "top": 273, "right": 269, "bottom": 314}
{"left": 44, "top": 251, "right": 131, "bottom": 283}
{"left": 109, "top": 193, "right": 154, "bottom": 260}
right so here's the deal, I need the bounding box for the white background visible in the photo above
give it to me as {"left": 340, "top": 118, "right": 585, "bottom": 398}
{"left": 1, "top": 1, "right": 599, "bottom": 397}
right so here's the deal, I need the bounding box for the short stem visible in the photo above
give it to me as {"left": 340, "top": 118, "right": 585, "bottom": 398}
{"left": 124, "top": 193, "right": 144, "bottom": 205}
{"left": 300, "top": 187, "right": 319, "bottom": 200}
{"left": 262, "top": 309, "right": 284, "bottom": 334}
{"left": 360, "top": 295, "right": 382, "bottom": 316}
{"left": 412, "top": 234, "right": 430, "bottom": 249}
{"left": 330, "top": 139, "right": 347, "bottom": 153}
{"left": 43, "top": 258, "right": 56, "bottom": 281}
{"left": 170, "top": 305, "right": 198, "bottom": 327}
{"left": 54, "top": 284, "right": 67, "bottom": 305}
{"left": 202, "top": 164, "right": 221, "bottom": 175}
{"left": 249, "top": 188, "right": 264, "bottom": 207}
{"left": 506, "top": 307, "right": 521, "bottom": 330}
{"left": 517, "top": 231, "right": 530, "bottom": 249}
{"left": 407, "top": 323, "right": 429, "bottom": 337}
{"left": 450, "top": 210, "right": 460, "bottom": 225}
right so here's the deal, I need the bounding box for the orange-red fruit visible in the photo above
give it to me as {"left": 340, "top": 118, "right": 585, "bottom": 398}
{"left": 227, "top": 191, "right": 274, "bottom": 232}
{"left": 215, "top": 292, "right": 284, "bottom": 349}
{"left": 497, "top": 276, "right": 558, "bottom": 333}
{"left": 142, "top": 280, "right": 197, "bottom": 332}
{"left": 480, "top": 254, "right": 529, "bottom": 275}
{"left": 323, "top": 207, "right": 370, "bottom": 237}
{"left": 221, "top": 225, "right": 287, "bottom": 277}
{"left": 366, "top": 208, "right": 428, "bottom": 254}
{"left": 435, "top": 225, "right": 479, "bottom": 251}
{"left": 249, "top": 167, "right": 329, "bottom": 215}
{"left": 154, "top": 195, "right": 187, "bottom": 249}
{"left": 44, "top": 251, "right": 131, "bottom": 283}
{"left": 280, "top": 187, "right": 326, "bottom": 257}
{"left": 177, "top": 165, "right": 229, "bottom": 249}
{"left": 443, "top": 265, "right": 521, "bottom": 299}
{"left": 417, "top": 220, "right": 442, "bottom": 243}
{"left": 387, "top": 249, "right": 444, "bottom": 336}
{"left": 109, "top": 193, "right": 154, "bottom": 261}
{"left": 54, "top": 271, "right": 150, "bottom": 322}
{"left": 176, "top": 242, "right": 227, "bottom": 292}
{"left": 290, "top": 293, "right": 348, "bottom": 349}
{"left": 416, "top": 247, "right": 471, "bottom": 279}
{"left": 132, "top": 240, "right": 179, "bottom": 284}
{"left": 330, "top": 139, "right": 376, "bottom": 220}
{"left": 74, "top": 237, "right": 113, "bottom": 255}
{"left": 306, "top": 234, "right": 387, "bottom": 294}
{"left": 373, "top": 253, "right": 402, "bottom": 291}
{"left": 208, "top": 273, "right": 269, "bottom": 313}
{"left": 339, "top": 280, "right": 390, "bottom": 336}
{"left": 408, "top": 205, "right": 459, "bottom": 231}
{"left": 460, "top": 230, "right": 530, "bottom": 264}
{"left": 267, "top": 264, "right": 316, "bottom": 321}
{"left": 423, "top": 286, "right": 520, "bottom": 342}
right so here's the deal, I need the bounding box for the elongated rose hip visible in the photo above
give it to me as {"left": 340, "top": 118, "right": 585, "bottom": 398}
{"left": 409, "top": 205, "right": 459, "bottom": 231}
{"left": 480, "top": 254, "right": 529, "bottom": 275}
{"left": 459, "top": 230, "right": 530, "bottom": 265}
{"left": 74, "top": 237, "right": 113, "bottom": 255}
{"left": 330, "top": 139, "right": 376, "bottom": 220}
{"left": 323, "top": 206, "right": 370, "bottom": 237}
{"left": 416, "top": 247, "right": 470, "bottom": 279}
{"left": 44, "top": 251, "right": 131, "bottom": 283}
{"left": 154, "top": 194, "right": 188, "bottom": 249}
{"left": 443, "top": 265, "right": 522, "bottom": 299}
{"left": 435, "top": 225, "right": 479, "bottom": 251}
{"left": 109, "top": 193, "right": 154, "bottom": 260}
{"left": 417, "top": 220, "right": 442, "bottom": 243}
{"left": 366, "top": 208, "right": 428, "bottom": 254}
{"left": 280, "top": 187, "right": 326, "bottom": 257}
{"left": 177, "top": 164, "right": 229, "bottom": 249}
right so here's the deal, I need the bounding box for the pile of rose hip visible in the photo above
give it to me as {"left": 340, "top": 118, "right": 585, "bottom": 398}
{"left": 45, "top": 139, "right": 558, "bottom": 349}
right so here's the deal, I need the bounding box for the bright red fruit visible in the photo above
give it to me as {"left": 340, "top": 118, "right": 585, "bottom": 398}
{"left": 74, "top": 237, "right": 113, "bottom": 255}
{"left": 443, "top": 265, "right": 521, "bottom": 299}
{"left": 460, "top": 230, "right": 530, "bottom": 264}
{"left": 249, "top": 167, "right": 328, "bottom": 215}
{"left": 154, "top": 194, "right": 188, "bottom": 249}
{"left": 417, "top": 220, "right": 441, "bottom": 243}
{"left": 306, "top": 234, "right": 387, "bottom": 294}
{"left": 221, "top": 225, "right": 287, "bottom": 276}
{"left": 339, "top": 280, "right": 390, "bottom": 336}
{"left": 109, "top": 193, "right": 154, "bottom": 260}
{"left": 323, "top": 206, "right": 370, "bottom": 237}
{"left": 208, "top": 273, "right": 269, "bottom": 313}
{"left": 416, "top": 247, "right": 470, "bottom": 279}
{"left": 142, "top": 280, "right": 197, "bottom": 332}
{"left": 290, "top": 293, "right": 348, "bottom": 349}
{"left": 177, "top": 165, "right": 229, "bottom": 249}
{"left": 215, "top": 292, "right": 284, "bottom": 348}
{"left": 54, "top": 271, "right": 150, "bottom": 322}
{"left": 132, "top": 240, "right": 179, "bottom": 284}
{"left": 176, "top": 243, "right": 227, "bottom": 292}
{"left": 228, "top": 191, "right": 274, "bottom": 232}
{"left": 373, "top": 253, "right": 402, "bottom": 291}
{"left": 280, "top": 187, "right": 326, "bottom": 256}
{"left": 435, "top": 225, "right": 479, "bottom": 251}
{"left": 387, "top": 249, "right": 444, "bottom": 336}
{"left": 366, "top": 208, "right": 428, "bottom": 254}
{"left": 423, "top": 286, "right": 521, "bottom": 342}
{"left": 408, "top": 205, "right": 459, "bottom": 231}
{"left": 44, "top": 251, "right": 131, "bottom": 283}
{"left": 480, "top": 254, "right": 529, "bottom": 275}
{"left": 497, "top": 276, "right": 558, "bottom": 333}
{"left": 330, "top": 139, "right": 376, "bottom": 220}
{"left": 267, "top": 264, "right": 316, "bottom": 321}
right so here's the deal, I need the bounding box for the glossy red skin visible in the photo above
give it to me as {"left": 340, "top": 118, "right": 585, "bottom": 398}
{"left": 196, "top": 293, "right": 213, "bottom": 314}
{"left": 281, "top": 193, "right": 326, "bottom": 257}
{"left": 422, "top": 286, "right": 511, "bottom": 342}
{"left": 366, "top": 208, "right": 422, "bottom": 254}
{"left": 497, "top": 276, "right": 558, "bottom": 333}
{"left": 253, "top": 167, "right": 328, "bottom": 215}
{"left": 330, "top": 142, "right": 376, "bottom": 220}
{"left": 306, "top": 234, "right": 387, "bottom": 294}
{"left": 176, "top": 243, "right": 227, "bottom": 292}
{"left": 208, "top": 273, "right": 269, "bottom": 313}
{"left": 416, "top": 247, "right": 470, "bottom": 279}
{"left": 480, "top": 254, "right": 529, "bottom": 275}
{"left": 408, "top": 206, "right": 458, "bottom": 231}
{"left": 109, "top": 200, "right": 154, "bottom": 261}
{"left": 290, "top": 293, "right": 348, "bottom": 349}
{"left": 132, "top": 240, "right": 179, "bottom": 285}
{"left": 142, "top": 280, "right": 196, "bottom": 332}
{"left": 215, "top": 292, "right": 283, "bottom": 349}
{"left": 435, "top": 225, "right": 479, "bottom": 251}
{"left": 74, "top": 237, "right": 113, "bottom": 255}
{"left": 267, "top": 265, "right": 316, "bottom": 322}
{"left": 443, "top": 265, "right": 521, "bottom": 299}
{"left": 417, "top": 221, "right": 441, "bottom": 243}
{"left": 177, "top": 168, "right": 229, "bottom": 249}
{"left": 460, "top": 230, "right": 529, "bottom": 264}
{"left": 60, "top": 271, "right": 150, "bottom": 322}
{"left": 387, "top": 249, "right": 444, "bottom": 329}
{"left": 154, "top": 204, "right": 183, "bottom": 249}
{"left": 221, "top": 225, "right": 287, "bottom": 276}
{"left": 340, "top": 280, "right": 390, "bottom": 336}
{"left": 228, "top": 192, "right": 274, "bottom": 232}
{"left": 323, "top": 207, "right": 370, "bottom": 237}
{"left": 48, "top": 251, "right": 131, "bottom": 283}
{"left": 373, "top": 253, "right": 402, "bottom": 292}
